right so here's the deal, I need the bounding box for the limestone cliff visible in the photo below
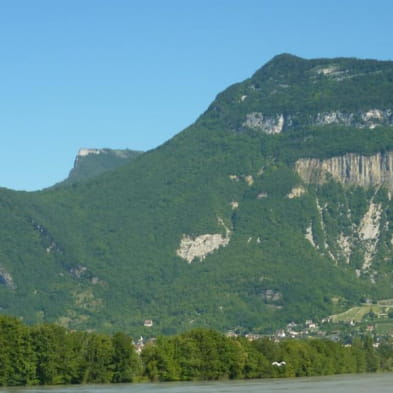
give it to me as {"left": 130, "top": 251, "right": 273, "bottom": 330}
{"left": 176, "top": 217, "right": 231, "bottom": 263}
{"left": 243, "top": 108, "right": 393, "bottom": 134}
{"left": 295, "top": 151, "right": 393, "bottom": 190}
{"left": 242, "top": 112, "right": 284, "bottom": 134}
{"left": 295, "top": 150, "right": 393, "bottom": 277}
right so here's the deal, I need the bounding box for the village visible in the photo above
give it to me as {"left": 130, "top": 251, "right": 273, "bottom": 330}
{"left": 133, "top": 310, "right": 393, "bottom": 354}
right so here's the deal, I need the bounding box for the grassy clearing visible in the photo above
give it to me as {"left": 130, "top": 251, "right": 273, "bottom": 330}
{"left": 377, "top": 299, "right": 393, "bottom": 306}
{"left": 329, "top": 299, "right": 393, "bottom": 323}
{"left": 330, "top": 305, "right": 380, "bottom": 323}
{"left": 375, "top": 321, "right": 393, "bottom": 335}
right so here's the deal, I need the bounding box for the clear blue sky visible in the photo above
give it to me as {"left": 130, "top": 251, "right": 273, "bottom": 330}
{"left": 1, "top": 0, "right": 393, "bottom": 191}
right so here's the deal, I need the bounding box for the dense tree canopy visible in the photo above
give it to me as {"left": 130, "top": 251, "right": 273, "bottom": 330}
{"left": 1, "top": 316, "right": 392, "bottom": 386}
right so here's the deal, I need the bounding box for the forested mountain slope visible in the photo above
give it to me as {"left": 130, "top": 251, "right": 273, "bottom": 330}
{"left": 1, "top": 54, "right": 393, "bottom": 335}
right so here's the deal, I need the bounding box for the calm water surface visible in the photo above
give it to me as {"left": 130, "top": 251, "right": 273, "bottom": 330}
{"left": 1, "top": 374, "right": 393, "bottom": 393}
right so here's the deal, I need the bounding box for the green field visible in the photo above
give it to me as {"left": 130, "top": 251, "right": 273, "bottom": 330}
{"left": 329, "top": 300, "right": 393, "bottom": 323}
{"left": 375, "top": 321, "right": 393, "bottom": 335}
{"left": 329, "top": 306, "right": 378, "bottom": 323}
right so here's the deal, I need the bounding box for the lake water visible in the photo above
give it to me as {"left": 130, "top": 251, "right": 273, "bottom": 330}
{"left": 1, "top": 373, "right": 393, "bottom": 393}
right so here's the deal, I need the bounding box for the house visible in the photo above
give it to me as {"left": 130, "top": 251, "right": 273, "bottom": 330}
{"left": 144, "top": 319, "right": 153, "bottom": 327}
{"left": 245, "top": 333, "right": 262, "bottom": 341}
{"left": 305, "top": 320, "right": 317, "bottom": 329}
{"left": 225, "top": 330, "right": 238, "bottom": 338}
{"left": 134, "top": 336, "right": 145, "bottom": 354}
{"left": 276, "top": 329, "right": 286, "bottom": 339}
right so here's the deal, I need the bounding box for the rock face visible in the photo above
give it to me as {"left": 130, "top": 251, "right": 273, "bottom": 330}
{"left": 243, "top": 112, "right": 285, "bottom": 134}
{"left": 77, "top": 148, "right": 135, "bottom": 159}
{"left": 359, "top": 202, "right": 383, "bottom": 270}
{"left": 305, "top": 225, "right": 316, "bottom": 248}
{"left": 176, "top": 218, "right": 231, "bottom": 263}
{"left": 77, "top": 148, "right": 102, "bottom": 157}
{"left": 314, "top": 109, "right": 393, "bottom": 129}
{"left": 337, "top": 233, "right": 352, "bottom": 264}
{"left": 287, "top": 186, "right": 306, "bottom": 199}
{"left": 295, "top": 149, "right": 392, "bottom": 275}
{"left": 243, "top": 109, "right": 393, "bottom": 133}
{"left": 0, "top": 267, "right": 16, "bottom": 289}
{"left": 295, "top": 151, "right": 393, "bottom": 190}
{"left": 176, "top": 233, "right": 230, "bottom": 263}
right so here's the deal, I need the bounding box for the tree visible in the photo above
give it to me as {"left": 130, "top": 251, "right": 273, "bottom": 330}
{"left": 111, "top": 332, "right": 140, "bottom": 382}
{"left": 78, "top": 332, "right": 114, "bottom": 383}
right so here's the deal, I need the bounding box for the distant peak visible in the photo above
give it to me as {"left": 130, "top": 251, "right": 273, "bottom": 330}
{"left": 252, "top": 53, "right": 309, "bottom": 81}
{"left": 263, "top": 53, "right": 307, "bottom": 68}
{"left": 269, "top": 53, "right": 305, "bottom": 63}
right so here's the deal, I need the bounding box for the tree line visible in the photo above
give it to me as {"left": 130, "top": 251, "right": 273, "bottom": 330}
{"left": 0, "top": 315, "right": 140, "bottom": 385}
{"left": 1, "top": 315, "right": 393, "bottom": 386}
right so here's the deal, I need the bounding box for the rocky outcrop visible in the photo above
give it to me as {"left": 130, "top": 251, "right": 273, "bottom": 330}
{"left": 176, "top": 218, "right": 231, "bottom": 263}
{"left": 312, "top": 191, "right": 383, "bottom": 273}
{"left": 359, "top": 202, "right": 382, "bottom": 270}
{"left": 229, "top": 174, "right": 254, "bottom": 186}
{"left": 287, "top": 186, "right": 306, "bottom": 199}
{"left": 243, "top": 112, "right": 284, "bottom": 134}
{"left": 31, "top": 220, "right": 63, "bottom": 255}
{"left": 230, "top": 201, "right": 239, "bottom": 209}
{"left": 305, "top": 225, "right": 316, "bottom": 248}
{"left": 77, "top": 148, "right": 134, "bottom": 159}
{"left": 313, "top": 65, "right": 347, "bottom": 80}
{"left": 262, "top": 289, "right": 282, "bottom": 302}
{"left": 245, "top": 175, "right": 254, "bottom": 186}
{"left": 243, "top": 108, "right": 393, "bottom": 133}
{"left": 295, "top": 151, "right": 393, "bottom": 191}
{"left": 69, "top": 265, "right": 88, "bottom": 279}
{"left": 315, "top": 109, "right": 393, "bottom": 129}
{"left": 177, "top": 234, "right": 230, "bottom": 263}
{"left": 297, "top": 155, "right": 388, "bottom": 272}
{"left": 229, "top": 175, "right": 240, "bottom": 181}
{"left": 0, "top": 266, "right": 16, "bottom": 289}
{"left": 337, "top": 233, "right": 352, "bottom": 264}
{"left": 311, "top": 64, "right": 383, "bottom": 81}
{"left": 78, "top": 148, "right": 102, "bottom": 157}
{"left": 315, "top": 111, "right": 354, "bottom": 126}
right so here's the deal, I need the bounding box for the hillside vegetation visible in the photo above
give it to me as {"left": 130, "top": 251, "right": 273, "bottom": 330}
{"left": 1, "top": 54, "right": 393, "bottom": 335}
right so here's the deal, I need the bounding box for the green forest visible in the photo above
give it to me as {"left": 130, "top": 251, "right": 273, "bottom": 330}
{"left": 1, "top": 315, "right": 393, "bottom": 386}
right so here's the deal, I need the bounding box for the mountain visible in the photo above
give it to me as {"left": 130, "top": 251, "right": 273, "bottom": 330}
{"left": 2, "top": 54, "right": 393, "bottom": 336}
{"left": 54, "top": 148, "right": 143, "bottom": 187}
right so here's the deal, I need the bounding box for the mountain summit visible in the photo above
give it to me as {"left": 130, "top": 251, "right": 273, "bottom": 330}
{"left": 1, "top": 55, "right": 393, "bottom": 335}
{"left": 201, "top": 53, "right": 393, "bottom": 134}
